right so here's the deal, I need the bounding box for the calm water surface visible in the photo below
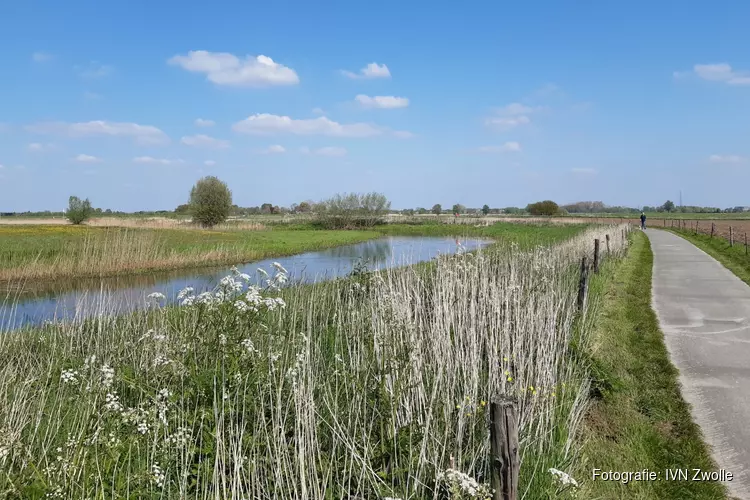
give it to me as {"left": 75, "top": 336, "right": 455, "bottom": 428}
{"left": 1, "top": 236, "right": 490, "bottom": 330}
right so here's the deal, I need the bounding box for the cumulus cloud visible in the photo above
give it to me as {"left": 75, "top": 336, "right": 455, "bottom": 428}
{"left": 194, "top": 118, "right": 215, "bottom": 127}
{"left": 341, "top": 62, "right": 391, "bottom": 79}
{"left": 709, "top": 154, "right": 745, "bottom": 164}
{"left": 26, "top": 120, "right": 169, "bottom": 145}
{"left": 233, "top": 113, "right": 393, "bottom": 138}
{"left": 485, "top": 102, "right": 539, "bottom": 130}
{"left": 32, "top": 52, "right": 52, "bottom": 62}
{"left": 355, "top": 94, "right": 409, "bottom": 109}
{"left": 301, "top": 146, "right": 347, "bottom": 157}
{"left": 181, "top": 134, "right": 230, "bottom": 149}
{"left": 133, "top": 156, "right": 185, "bottom": 165}
{"left": 678, "top": 63, "right": 750, "bottom": 86}
{"left": 168, "top": 51, "right": 299, "bottom": 87}
{"left": 571, "top": 167, "right": 597, "bottom": 174}
{"left": 476, "top": 142, "right": 521, "bottom": 153}
{"left": 74, "top": 154, "right": 101, "bottom": 163}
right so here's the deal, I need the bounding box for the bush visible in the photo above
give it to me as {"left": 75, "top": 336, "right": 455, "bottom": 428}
{"left": 65, "top": 196, "right": 93, "bottom": 225}
{"left": 189, "top": 176, "right": 233, "bottom": 228}
{"left": 527, "top": 200, "right": 560, "bottom": 216}
{"left": 314, "top": 192, "right": 391, "bottom": 229}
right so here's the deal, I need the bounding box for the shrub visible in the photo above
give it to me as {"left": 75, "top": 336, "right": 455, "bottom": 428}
{"left": 527, "top": 200, "right": 560, "bottom": 216}
{"left": 313, "top": 192, "right": 391, "bottom": 229}
{"left": 65, "top": 196, "right": 93, "bottom": 225}
{"left": 189, "top": 176, "right": 232, "bottom": 228}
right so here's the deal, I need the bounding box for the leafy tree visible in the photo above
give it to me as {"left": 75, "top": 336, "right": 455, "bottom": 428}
{"left": 416, "top": 207, "right": 428, "bottom": 215}
{"left": 189, "top": 176, "right": 232, "bottom": 228}
{"left": 526, "top": 200, "right": 560, "bottom": 216}
{"left": 481, "top": 204, "right": 490, "bottom": 215}
{"left": 260, "top": 203, "right": 273, "bottom": 214}
{"left": 65, "top": 196, "right": 93, "bottom": 225}
{"left": 431, "top": 204, "right": 442, "bottom": 215}
{"left": 451, "top": 204, "right": 466, "bottom": 214}
{"left": 662, "top": 200, "right": 675, "bottom": 213}
{"left": 297, "top": 201, "right": 312, "bottom": 213}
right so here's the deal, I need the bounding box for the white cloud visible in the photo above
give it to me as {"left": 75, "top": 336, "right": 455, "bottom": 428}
{"left": 485, "top": 115, "right": 531, "bottom": 130}
{"left": 133, "top": 156, "right": 185, "bottom": 165}
{"left": 26, "top": 120, "right": 169, "bottom": 145}
{"left": 312, "top": 107, "right": 325, "bottom": 115}
{"left": 485, "top": 102, "right": 539, "bottom": 131}
{"left": 571, "top": 167, "right": 597, "bottom": 174}
{"left": 28, "top": 143, "right": 44, "bottom": 151}
{"left": 341, "top": 62, "right": 391, "bottom": 79}
{"left": 194, "top": 118, "right": 215, "bottom": 127}
{"left": 168, "top": 51, "right": 299, "bottom": 87}
{"left": 477, "top": 142, "right": 521, "bottom": 153}
{"left": 77, "top": 61, "right": 115, "bottom": 79}
{"left": 83, "top": 91, "right": 103, "bottom": 100}
{"left": 258, "top": 144, "right": 286, "bottom": 154}
{"left": 685, "top": 63, "right": 750, "bottom": 86}
{"left": 392, "top": 130, "right": 415, "bottom": 139}
{"left": 355, "top": 94, "right": 409, "bottom": 109}
{"left": 181, "top": 134, "right": 230, "bottom": 149}
{"left": 32, "top": 52, "right": 52, "bottom": 62}
{"left": 709, "top": 154, "right": 745, "bottom": 164}
{"left": 302, "top": 146, "right": 347, "bottom": 157}
{"left": 233, "top": 113, "right": 388, "bottom": 138}
{"left": 204, "top": 160, "right": 217, "bottom": 166}
{"left": 74, "top": 154, "right": 101, "bottom": 163}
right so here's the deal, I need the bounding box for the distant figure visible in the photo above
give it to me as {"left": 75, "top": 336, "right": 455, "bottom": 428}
{"left": 640, "top": 212, "right": 646, "bottom": 230}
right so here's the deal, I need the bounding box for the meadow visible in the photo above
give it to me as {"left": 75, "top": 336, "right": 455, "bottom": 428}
{"left": 0, "top": 221, "right": 588, "bottom": 288}
{"left": 0, "top": 223, "right": 629, "bottom": 499}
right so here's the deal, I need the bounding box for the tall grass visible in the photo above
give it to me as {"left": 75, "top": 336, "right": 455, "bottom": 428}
{"left": 0, "top": 224, "right": 628, "bottom": 499}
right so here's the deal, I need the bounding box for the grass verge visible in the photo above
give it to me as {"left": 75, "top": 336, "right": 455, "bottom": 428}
{"left": 576, "top": 231, "right": 728, "bottom": 499}
{"left": 664, "top": 228, "right": 750, "bottom": 286}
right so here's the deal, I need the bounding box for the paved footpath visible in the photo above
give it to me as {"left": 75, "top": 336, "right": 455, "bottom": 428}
{"left": 648, "top": 229, "right": 750, "bottom": 499}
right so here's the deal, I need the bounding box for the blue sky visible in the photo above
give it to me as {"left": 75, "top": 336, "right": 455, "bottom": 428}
{"left": 1, "top": 0, "right": 750, "bottom": 212}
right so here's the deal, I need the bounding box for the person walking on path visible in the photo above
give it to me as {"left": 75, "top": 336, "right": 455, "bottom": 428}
{"left": 640, "top": 212, "right": 647, "bottom": 230}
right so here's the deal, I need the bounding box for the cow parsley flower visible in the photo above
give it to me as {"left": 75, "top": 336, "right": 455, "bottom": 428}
{"left": 549, "top": 468, "right": 578, "bottom": 488}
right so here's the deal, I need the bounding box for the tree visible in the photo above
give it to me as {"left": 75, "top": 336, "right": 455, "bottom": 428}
{"left": 526, "top": 200, "right": 560, "bottom": 216}
{"left": 189, "top": 176, "right": 232, "bottom": 228}
{"left": 260, "top": 203, "right": 273, "bottom": 214}
{"left": 481, "top": 204, "right": 490, "bottom": 216}
{"left": 431, "top": 204, "right": 442, "bottom": 215}
{"left": 452, "top": 204, "right": 466, "bottom": 214}
{"left": 65, "top": 196, "right": 93, "bottom": 225}
{"left": 297, "top": 201, "right": 312, "bottom": 213}
{"left": 314, "top": 192, "right": 391, "bottom": 228}
{"left": 662, "top": 200, "right": 675, "bottom": 213}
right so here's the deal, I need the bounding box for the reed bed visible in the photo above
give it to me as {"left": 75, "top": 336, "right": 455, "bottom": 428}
{"left": 0, "top": 224, "right": 628, "bottom": 499}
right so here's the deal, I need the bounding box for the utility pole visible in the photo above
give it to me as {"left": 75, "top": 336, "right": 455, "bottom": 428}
{"left": 679, "top": 190, "right": 683, "bottom": 209}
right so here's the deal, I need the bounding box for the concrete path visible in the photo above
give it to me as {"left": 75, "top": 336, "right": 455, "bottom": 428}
{"left": 648, "top": 229, "right": 750, "bottom": 499}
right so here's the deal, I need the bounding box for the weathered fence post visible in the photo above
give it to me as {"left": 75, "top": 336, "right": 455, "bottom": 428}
{"left": 730, "top": 226, "right": 734, "bottom": 247}
{"left": 490, "top": 399, "right": 519, "bottom": 500}
{"left": 746, "top": 233, "right": 748, "bottom": 255}
{"left": 606, "top": 234, "right": 610, "bottom": 254}
{"left": 711, "top": 223, "right": 715, "bottom": 238}
{"left": 695, "top": 221, "right": 699, "bottom": 235}
{"left": 593, "top": 239, "right": 601, "bottom": 274}
{"left": 664, "top": 218, "right": 666, "bottom": 227}
{"left": 577, "top": 256, "right": 589, "bottom": 311}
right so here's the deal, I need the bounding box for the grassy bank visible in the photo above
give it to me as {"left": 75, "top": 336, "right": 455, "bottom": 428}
{"left": 576, "top": 231, "right": 727, "bottom": 499}
{"left": 665, "top": 228, "right": 750, "bottom": 286}
{"left": 0, "top": 224, "right": 627, "bottom": 499}
{"left": 0, "top": 222, "right": 589, "bottom": 288}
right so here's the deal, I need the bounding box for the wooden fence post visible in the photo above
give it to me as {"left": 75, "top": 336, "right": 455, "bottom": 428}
{"left": 695, "top": 221, "right": 699, "bottom": 235}
{"left": 593, "top": 239, "right": 601, "bottom": 274}
{"left": 577, "top": 256, "right": 589, "bottom": 311}
{"left": 730, "top": 226, "right": 734, "bottom": 247}
{"left": 746, "top": 233, "right": 748, "bottom": 255}
{"left": 711, "top": 223, "right": 715, "bottom": 238}
{"left": 490, "top": 399, "right": 519, "bottom": 500}
{"left": 606, "top": 234, "right": 610, "bottom": 254}
{"left": 664, "top": 218, "right": 666, "bottom": 227}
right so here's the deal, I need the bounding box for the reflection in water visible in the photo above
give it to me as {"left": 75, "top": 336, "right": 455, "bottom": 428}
{"left": 1, "top": 236, "right": 490, "bottom": 331}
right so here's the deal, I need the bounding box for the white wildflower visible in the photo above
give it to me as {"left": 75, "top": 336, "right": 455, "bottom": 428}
{"left": 151, "top": 463, "right": 166, "bottom": 488}
{"left": 100, "top": 364, "right": 115, "bottom": 388}
{"left": 60, "top": 369, "right": 79, "bottom": 384}
{"left": 272, "top": 262, "right": 288, "bottom": 274}
{"left": 257, "top": 268, "right": 269, "bottom": 278}
{"left": 240, "top": 338, "right": 259, "bottom": 356}
{"left": 234, "top": 300, "right": 249, "bottom": 312}
{"left": 153, "top": 355, "right": 171, "bottom": 368}
{"left": 219, "top": 334, "right": 227, "bottom": 346}
{"left": 177, "top": 287, "right": 194, "bottom": 300}
{"left": 104, "top": 392, "right": 123, "bottom": 413}
{"left": 549, "top": 468, "right": 578, "bottom": 488}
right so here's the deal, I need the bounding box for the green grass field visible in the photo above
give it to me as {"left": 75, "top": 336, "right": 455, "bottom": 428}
{"left": 577, "top": 231, "right": 728, "bottom": 499}
{"left": 0, "top": 221, "right": 593, "bottom": 287}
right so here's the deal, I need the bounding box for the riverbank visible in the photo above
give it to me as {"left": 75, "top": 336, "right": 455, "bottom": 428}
{"left": 0, "top": 222, "right": 589, "bottom": 290}
{"left": 0, "top": 224, "right": 627, "bottom": 498}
